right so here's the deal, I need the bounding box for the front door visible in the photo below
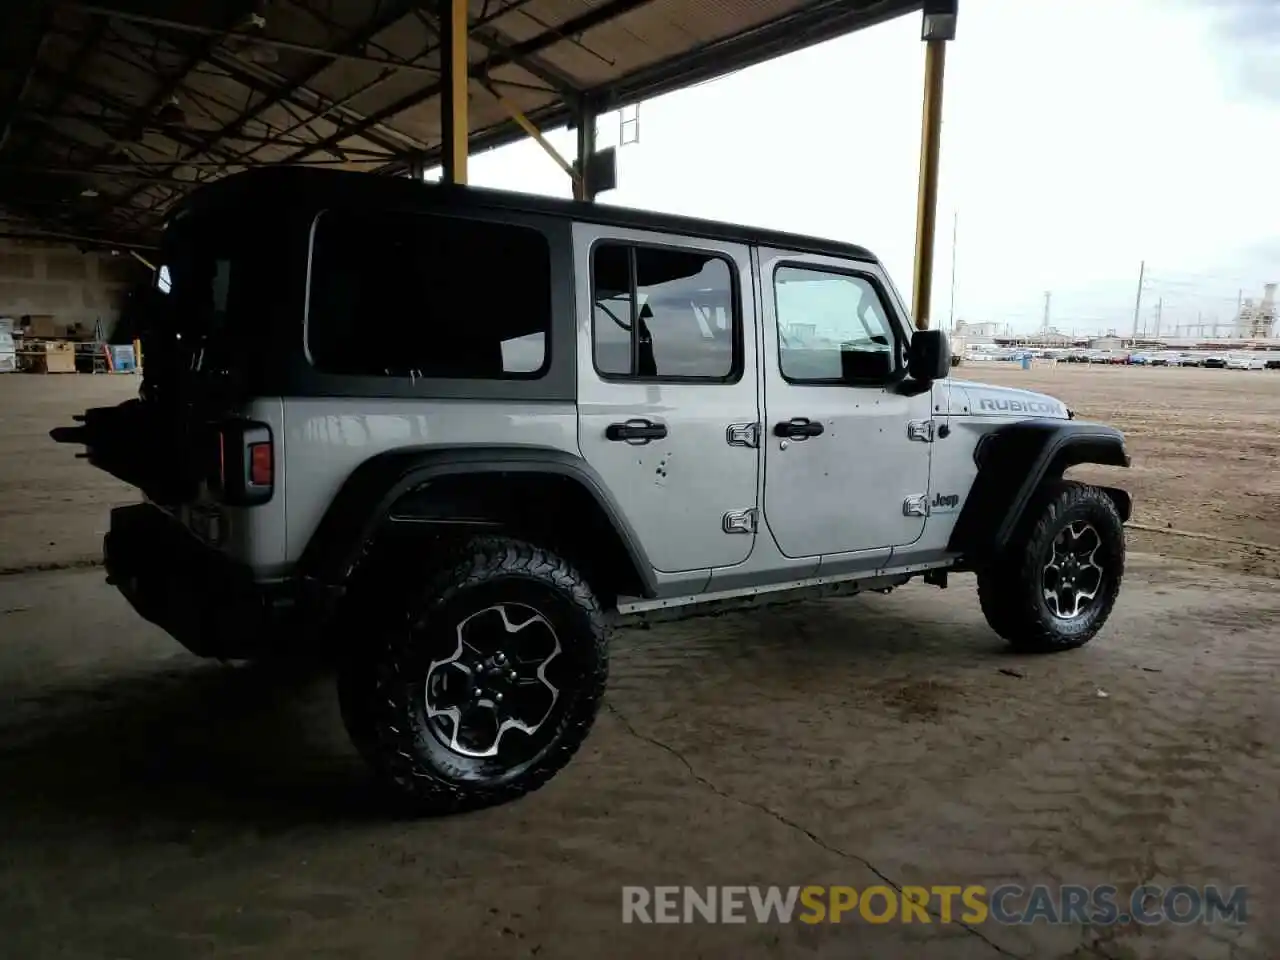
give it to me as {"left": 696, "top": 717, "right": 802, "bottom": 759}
{"left": 574, "top": 223, "right": 760, "bottom": 575}
{"left": 757, "top": 248, "right": 933, "bottom": 559}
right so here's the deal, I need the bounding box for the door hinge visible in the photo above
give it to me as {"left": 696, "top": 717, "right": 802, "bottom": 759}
{"left": 903, "top": 494, "right": 929, "bottom": 517}
{"left": 723, "top": 507, "right": 758, "bottom": 534}
{"left": 726, "top": 422, "right": 760, "bottom": 448}
{"left": 907, "top": 419, "right": 936, "bottom": 443}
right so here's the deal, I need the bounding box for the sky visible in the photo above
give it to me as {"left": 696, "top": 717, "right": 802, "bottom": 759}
{"left": 445, "top": 0, "right": 1279, "bottom": 336}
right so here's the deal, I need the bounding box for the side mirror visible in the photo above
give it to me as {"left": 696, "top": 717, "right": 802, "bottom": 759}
{"left": 908, "top": 329, "right": 951, "bottom": 382}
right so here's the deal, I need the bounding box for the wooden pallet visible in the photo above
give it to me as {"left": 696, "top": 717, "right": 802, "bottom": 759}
{"left": 16, "top": 341, "right": 78, "bottom": 373}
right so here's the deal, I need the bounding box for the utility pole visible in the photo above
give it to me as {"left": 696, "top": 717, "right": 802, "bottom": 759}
{"left": 1131, "top": 260, "right": 1145, "bottom": 344}
{"left": 1043, "top": 290, "right": 1051, "bottom": 334}
{"left": 948, "top": 211, "right": 958, "bottom": 334}
{"left": 1154, "top": 298, "right": 1162, "bottom": 338}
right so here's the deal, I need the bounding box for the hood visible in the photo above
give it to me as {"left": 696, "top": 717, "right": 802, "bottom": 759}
{"left": 949, "top": 380, "right": 1071, "bottom": 419}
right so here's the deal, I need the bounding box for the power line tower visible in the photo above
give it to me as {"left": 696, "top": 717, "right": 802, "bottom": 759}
{"left": 1130, "top": 260, "right": 1145, "bottom": 343}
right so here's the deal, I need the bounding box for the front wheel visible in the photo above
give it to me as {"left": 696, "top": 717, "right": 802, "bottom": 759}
{"left": 977, "top": 480, "right": 1125, "bottom": 653}
{"left": 338, "top": 536, "right": 607, "bottom": 815}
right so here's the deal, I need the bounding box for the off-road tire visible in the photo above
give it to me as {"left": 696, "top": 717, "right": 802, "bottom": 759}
{"left": 338, "top": 536, "right": 607, "bottom": 816}
{"left": 977, "top": 480, "right": 1125, "bottom": 653}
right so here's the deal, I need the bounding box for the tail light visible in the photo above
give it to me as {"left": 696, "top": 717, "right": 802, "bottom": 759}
{"left": 208, "top": 420, "right": 274, "bottom": 506}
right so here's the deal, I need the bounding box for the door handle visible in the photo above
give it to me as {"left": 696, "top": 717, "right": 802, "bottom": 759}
{"left": 606, "top": 418, "right": 668, "bottom": 443}
{"left": 773, "top": 417, "right": 824, "bottom": 439}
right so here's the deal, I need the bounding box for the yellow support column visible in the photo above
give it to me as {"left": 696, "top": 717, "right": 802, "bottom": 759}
{"left": 441, "top": 0, "right": 469, "bottom": 184}
{"left": 910, "top": 2, "right": 957, "bottom": 331}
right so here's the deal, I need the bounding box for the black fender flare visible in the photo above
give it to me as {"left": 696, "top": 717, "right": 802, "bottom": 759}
{"left": 296, "top": 445, "right": 657, "bottom": 597}
{"left": 947, "top": 419, "right": 1131, "bottom": 560}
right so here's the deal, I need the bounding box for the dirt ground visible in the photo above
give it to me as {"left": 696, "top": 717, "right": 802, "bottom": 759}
{"left": 1, "top": 368, "right": 1278, "bottom": 959}
{"left": 977, "top": 363, "right": 1280, "bottom": 579}
{"left": 0, "top": 374, "right": 139, "bottom": 574}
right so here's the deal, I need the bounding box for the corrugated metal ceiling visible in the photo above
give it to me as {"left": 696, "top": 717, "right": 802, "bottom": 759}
{"left": 0, "top": 0, "right": 922, "bottom": 246}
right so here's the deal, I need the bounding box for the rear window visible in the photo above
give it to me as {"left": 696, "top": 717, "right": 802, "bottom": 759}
{"left": 306, "top": 210, "right": 551, "bottom": 379}
{"left": 151, "top": 213, "right": 268, "bottom": 377}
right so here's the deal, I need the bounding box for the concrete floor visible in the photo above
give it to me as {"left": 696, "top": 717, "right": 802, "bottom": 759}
{"left": 1, "top": 374, "right": 1278, "bottom": 959}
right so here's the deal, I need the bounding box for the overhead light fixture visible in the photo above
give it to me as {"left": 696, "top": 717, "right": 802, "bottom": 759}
{"left": 232, "top": 38, "right": 278, "bottom": 64}
{"left": 235, "top": 0, "right": 269, "bottom": 30}
{"left": 156, "top": 96, "right": 186, "bottom": 126}
{"left": 80, "top": 187, "right": 100, "bottom": 198}
{"left": 922, "top": 0, "right": 958, "bottom": 40}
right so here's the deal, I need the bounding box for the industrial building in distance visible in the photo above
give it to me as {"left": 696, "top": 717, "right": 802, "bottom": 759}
{"left": 955, "top": 283, "right": 1278, "bottom": 355}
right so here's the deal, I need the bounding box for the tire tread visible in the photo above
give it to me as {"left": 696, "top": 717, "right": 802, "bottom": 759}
{"left": 977, "top": 480, "right": 1125, "bottom": 653}
{"left": 340, "top": 536, "right": 607, "bottom": 816}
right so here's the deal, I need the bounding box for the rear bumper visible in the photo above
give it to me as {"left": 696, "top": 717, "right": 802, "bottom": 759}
{"left": 104, "top": 503, "right": 303, "bottom": 658}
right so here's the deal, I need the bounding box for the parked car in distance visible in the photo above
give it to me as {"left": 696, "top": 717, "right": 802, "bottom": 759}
{"left": 1227, "top": 353, "right": 1266, "bottom": 370}
{"left": 1202, "top": 354, "right": 1229, "bottom": 369}
{"left": 1176, "top": 353, "right": 1203, "bottom": 367}
{"left": 1266, "top": 353, "right": 1280, "bottom": 370}
{"left": 1146, "top": 352, "right": 1170, "bottom": 367}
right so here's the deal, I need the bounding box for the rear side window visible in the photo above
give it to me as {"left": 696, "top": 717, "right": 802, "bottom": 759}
{"left": 591, "top": 242, "right": 739, "bottom": 381}
{"left": 307, "top": 210, "right": 551, "bottom": 378}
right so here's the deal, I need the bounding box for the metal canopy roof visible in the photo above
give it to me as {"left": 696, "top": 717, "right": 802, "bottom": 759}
{"left": 0, "top": 0, "right": 922, "bottom": 247}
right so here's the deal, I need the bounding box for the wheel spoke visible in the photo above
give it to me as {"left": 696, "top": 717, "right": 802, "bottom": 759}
{"left": 452, "top": 701, "right": 501, "bottom": 755}
{"left": 426, "top": 661, "right": 474, "bottom": 710}
{"left": 1041, "top": 521, "right": 1107, "bottom": 621}
{"left": 423, "top": 602, "right": 563, "bottom": 759}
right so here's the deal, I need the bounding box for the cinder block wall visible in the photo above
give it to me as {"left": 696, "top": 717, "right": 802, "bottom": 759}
{"left": 0, "top": 237, "right": 143, "bottom": 337}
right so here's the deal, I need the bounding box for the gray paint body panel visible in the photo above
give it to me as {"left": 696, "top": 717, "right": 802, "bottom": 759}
{"left": 161, "top": 205, "right": 1118, "bottom": 616}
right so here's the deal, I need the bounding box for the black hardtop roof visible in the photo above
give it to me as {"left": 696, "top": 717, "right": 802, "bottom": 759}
{"left": 171, "top": 167, "right": 878, "bottom": 263}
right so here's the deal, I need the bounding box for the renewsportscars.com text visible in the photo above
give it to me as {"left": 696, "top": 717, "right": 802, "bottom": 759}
{"left": 621, "top": 884, "right": 1248, "bottom": 926}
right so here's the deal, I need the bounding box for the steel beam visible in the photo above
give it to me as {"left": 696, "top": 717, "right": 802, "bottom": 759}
{"left": 0, "top": 9, "right": 50, "bottom": 155}
{"left": 574, "top": 98, "right": 596, "bottom": 201}
{"left": 64, "top": 2, "right": 442, "bottom": 74}
{"left": 280, "top": 0, "right": 657, "bottom": 168}
{"left": 376, "top": 0, "right": 922, "bottom": 180}
{"left": 0, "top": 227, "right": 156, "bottom": 250}
{"left": 110, "top": 0, "right": 424, "bottom": 174}
{"left": 7, "top": 19, "right": 104, "bottom": 166}
{"left": 479, "top": 80, "right": 574, "bottom": 183}
{"left": 14, "top": 110, "right": 393, "bottom": 154}
{"left": 440, "top": 0, "right": 469, "bottom": 184}
{"left": 461, "top": 22, "right": 577, "bottom": 96}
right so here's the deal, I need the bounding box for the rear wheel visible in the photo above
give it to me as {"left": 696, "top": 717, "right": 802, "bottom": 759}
{"left": 338, "top": 536, "right": 607, "bottom": 815}
{"left": 977, "top": 480, "right": 1125, "bottom": 653}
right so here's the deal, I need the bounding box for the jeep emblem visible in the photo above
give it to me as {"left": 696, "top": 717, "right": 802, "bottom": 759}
{"left": 932, "top": 492, "right": 960, "bottom": 510}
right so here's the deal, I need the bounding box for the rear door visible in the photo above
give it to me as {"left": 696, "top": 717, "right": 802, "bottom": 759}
{"left": 574, "top": 223, "right": 760, "bottom": 575}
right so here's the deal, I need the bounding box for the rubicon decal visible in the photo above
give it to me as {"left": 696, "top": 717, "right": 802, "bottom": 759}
{"left": 977, "top": 397, "right": 1064, "bottom": 416}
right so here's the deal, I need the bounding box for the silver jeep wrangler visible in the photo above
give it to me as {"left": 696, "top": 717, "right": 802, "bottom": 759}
{"left": 56, "top": 168, "right": 1131, "bottom": 815}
